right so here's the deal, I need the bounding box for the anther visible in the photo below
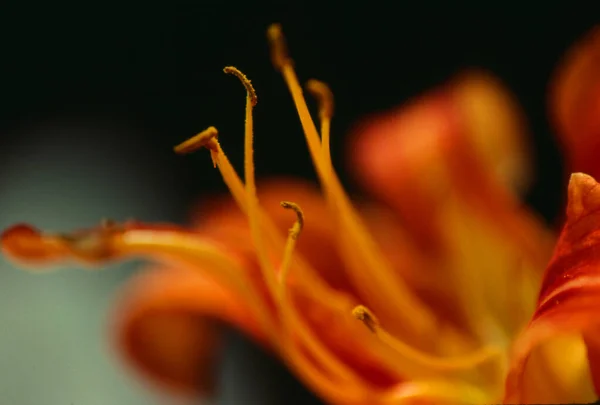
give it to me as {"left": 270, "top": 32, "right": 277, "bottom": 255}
{"left": 280, "top": 201, "right": 304, "bottom": 240}
{"left": 267, "top": 23, "right": 292, "bottom": 71}
{"left": 174, "top": 126, "right": 219, "bottom": 154}
{"left": 352, "top": 305, "right": 379, "bottom": 333}
{"left": 306, "top": 79, "right": 334, "bottom": 119}
{"left": 278, "top": 201, "right": 304, "bottom": 286}
{"left": 223, "top": 66, "right": 258, "bottom": 106}
{"left": 174, "top": 126, "right": 220, "bottom": 168}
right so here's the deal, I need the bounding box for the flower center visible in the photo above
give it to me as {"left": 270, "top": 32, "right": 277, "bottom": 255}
{"left": 173, "top": 23, "right": 507, "bottom": 401}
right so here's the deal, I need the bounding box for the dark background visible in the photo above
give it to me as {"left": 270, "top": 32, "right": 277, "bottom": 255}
{"left": 0, "top": 2, "right": 598, "bottom": 404}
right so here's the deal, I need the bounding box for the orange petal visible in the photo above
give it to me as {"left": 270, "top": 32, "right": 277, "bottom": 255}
{"left": 350, "top": 71, "right": 534, "bottom": 249}
{"left": 349, "top": 72, "right": 553, "bottom": 340}
{"left": 504, "top": 173, "right": 600, "bottom": 404}
{"left": 113, "top": 265, "right": 266, "bottom": 395}
{"left": 550, "top": 27, "right": 600, "bottom": 179}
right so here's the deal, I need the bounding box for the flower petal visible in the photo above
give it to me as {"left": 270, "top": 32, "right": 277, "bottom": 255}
{"left": 504, "top": 173, "right": 600, "bottom": 404}
{"left": 350, "top": 71, "right": 533, "bottom": 248}
{"left": 348, "top": 72, "right": 553, "bottom": 340}
{"left": 550, "top": 27, "right": 600, "bottom": 179}
{"left": 113, "top": 265, "right": 265, "bottom": 395}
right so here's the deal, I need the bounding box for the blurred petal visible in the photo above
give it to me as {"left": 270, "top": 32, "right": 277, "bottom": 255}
{"left": 350, "top": 71, "right": 533, "bottom": 248}
{"left": 453, "top": 71, "right": 534, "bottom": 193}
{"left": 504, "top": 173, "right": 600, "bottom": 404}
{"left": 113, "top": 265, "right": 265, "bottom": 395}
{"left": 349, "top": 72, "right": 553, "bottom": 340}
{"left": 550, "top": 27, "right": 600, "bottom": 179}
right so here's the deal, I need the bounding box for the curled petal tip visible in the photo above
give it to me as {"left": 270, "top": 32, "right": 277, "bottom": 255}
{"left": 567, "top": 172, "right": 600, "bottom": 220}
{"left": 1, "top": 224, "right": 64, "bottom": 266}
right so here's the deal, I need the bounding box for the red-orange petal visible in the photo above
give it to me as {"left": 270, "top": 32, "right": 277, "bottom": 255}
{"left": 504, "top": 173, "right": 600, "bottom": 404}
{"left": 112, "top": 265, "right": 265, "bottom": 396}
{"left": 348, "top": 72, "right": 553, "bottom": 338}
{"left": 349, "top": 71, "right": 537, "bottom": 252}
{"left": 550, "top": 26, "right": 600, "bottom": 180}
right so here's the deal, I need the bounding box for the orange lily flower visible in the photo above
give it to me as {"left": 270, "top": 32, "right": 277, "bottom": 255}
{"left": 3, "top": 24, "right": 600, "bottom": 404}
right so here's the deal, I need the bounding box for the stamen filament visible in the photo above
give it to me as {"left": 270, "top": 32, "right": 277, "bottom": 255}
{"left": 224, "top": 65, "right": 281, "bottom": 303}
{"left": 174, "top": 129, "right": 340, "bottom": 299}
{"left": 118, "top": 229, "right": 278, "bottom": 338}
{"left": 283, "top": 351, "right": 366, "bottom": 403}
{"left": 226, "top": 68, "right": 365, "bottom": 384}
{"left": 175, "top": 125, "right": 366, "bottom": 384}
{"left": 352, "top": 305, "right": 503, "bottom": 373}
{"left": 175, "top": 128, "right": 245, "bottom": 207}
{"left": 278, "top": 201, "right": 303, "bottom": 286}
{"left": 268, "top": 23, "right": 436, "bottom": 336}
{"left": 5, "top": 223, "right": 279, "bottom": 339}
{"left": 276, "top": 201, "right": 363, "bottom": 385}
{"left": 174, "top": 126, "right": 217, "bottom": 154}
{"left": 306, "top": 79, "right": 334, "bottom": 165}
{"left": 383, "top": 379, "right": 492, "bottom": 404}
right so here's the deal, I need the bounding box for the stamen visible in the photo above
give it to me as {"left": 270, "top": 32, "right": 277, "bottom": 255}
{"left": 222, "top": 68, "right": 362, "bottom": 383}
{"left": 266, "top": 24, "right": 292, "bottom": 71}
{"left": 224, "top": 66, "right": 281, "bottom": 301}
{"left": 352, "top": 304, "right": 503, "bottom": 373}
{"left": 223, "top": 66, "right": 258, "bottom": 107}
{"left": 277, "top": 201, "right": 303, "bottom": 286}
{"left": 174, "top": 126, "right": 364, "bottom": 384}
{"left": 386, "top": 379, "right": 492, "bottom": 404}
{"left": 267, "top": 23, "right": 436, "bottom": 337}
{"left": 283, "top": 352, "right": 365, "bottom": 403}
{"left": 174, "top": 126, "right": 218, "bottom": 154}
{"left": 2, "top": 222, "right": 279, "bottom": 339}
{"left": 351, "top": 304, "right": 379, "bottom": 333}
{"left": 280, "top": 201, "right": 304, "bottom": 240}
{"left": 306, "top": 79, "right": 334, "bottom": 121}
{"left": 174, "top": 126, "right": 219, "bottom": 167}
{"left": 306, "top": 79, "right": 334, "bottom": 164}
{"left": 276, "top": 201, "right": 361, "bottom": 385}
{"left": 174, "top": 131, "right": 333, "bottom": 297}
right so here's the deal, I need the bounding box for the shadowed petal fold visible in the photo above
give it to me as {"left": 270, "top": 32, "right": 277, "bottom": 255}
{"left": 112, "top": 265, "right": 266, "bottom": 395}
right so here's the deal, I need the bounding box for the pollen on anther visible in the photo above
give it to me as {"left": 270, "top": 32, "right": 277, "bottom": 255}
{"left": 280, "top": 201, "right": 304, "bottom": 240}
{"left": 223, "top": 66, "right": 258, "bottom": 106}
{"left": 352, "top": 305, "right": 379, "bottom": 333}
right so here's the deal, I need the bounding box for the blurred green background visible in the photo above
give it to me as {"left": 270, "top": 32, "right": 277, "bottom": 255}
{"left": 0, "top": 2, "right": 597, "bottom": 404}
